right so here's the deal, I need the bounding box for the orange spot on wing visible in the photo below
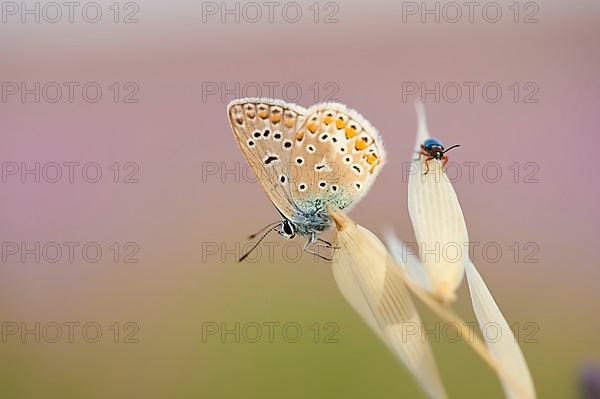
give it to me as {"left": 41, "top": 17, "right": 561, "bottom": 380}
{"left": 284, "top": 118, "right": 295, "bottom": 128}
{"left": 307, "top": 122, "right": 318, "bottom": 133}
{"left": 366, "top": 154, "right": 378, "bottom": 164}
{"left": 296, "top": 130, "right": 305, "bottom": 141}
{"left": 345, "top": 127, "right": 357, "bottom": 139}
{"left": 335, "top": 119, "right": 346, "bottom": 129}
{"left": 270, "top": 114, "right": 281, "bottom": 123}
{"left": 354, "top": 139, "right": 367, "bottom": 151}
{"left": 258, "top": 108, "right": 268, "bottom": 119}
{"left": 323, "top": 116, "right": 334, "bottom": 125}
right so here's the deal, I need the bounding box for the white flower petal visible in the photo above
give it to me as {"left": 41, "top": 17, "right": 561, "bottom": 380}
{"left": 331, "top": 211, "right": 448, "bottom": 399}
{"left": 407, "top": 104, "right": 536, "bottom": 398}
{"left": 465, "top": 261, "right": 537, "bottom": 399}
{"left": 384, "top": 229, "right": 432, "bottom": 292}
{"left": 414, "top": 102, "right": 430, "bottom": 152}
{"left": 408, "top": 105, "right": 467, "bottom": 303}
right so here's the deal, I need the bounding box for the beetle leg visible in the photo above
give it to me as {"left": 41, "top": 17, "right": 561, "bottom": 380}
{"left": 412, "top": 151, "right": 421, "bottom": 161}
{"left": 442, "top": 155, "right": 449, "bottom": 170}
{"left": 423, "top": 157, "right": 434, "bottom": 174}
{"left": 414, "top": 146, "right": 428, "bottom": 162}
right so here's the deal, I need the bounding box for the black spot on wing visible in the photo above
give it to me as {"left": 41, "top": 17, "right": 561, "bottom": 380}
{"left": 264, "top": 155, "right": 279, "bottom": 165}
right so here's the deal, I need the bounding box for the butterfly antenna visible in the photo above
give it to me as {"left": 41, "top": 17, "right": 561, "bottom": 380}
{"left": 443, "top": 144, "right": 461, "bottom": 153}
{"left": 239, "top": 224, "right": 281, "bottom": 262}
{"left": 248, "top": 221, "right": 281, "bottom": 239}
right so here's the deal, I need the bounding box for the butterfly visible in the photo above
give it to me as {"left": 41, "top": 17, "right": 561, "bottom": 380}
{"left": 227, "top": 98, "right": 385, "bottom": 261}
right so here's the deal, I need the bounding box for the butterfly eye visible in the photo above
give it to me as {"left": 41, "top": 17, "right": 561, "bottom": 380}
{"left": 283, "top": 221, "right": 293, "bottom": 235}
{"left": 280, "top": 220, "right": 295, "bottom": 239}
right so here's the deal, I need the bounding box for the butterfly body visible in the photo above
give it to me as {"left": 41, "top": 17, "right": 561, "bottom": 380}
{"left": 227, "top": 98, "right": 385, "bottom": 260}
{"left": 285, "top": 207, "right": 329, "bottom": 235}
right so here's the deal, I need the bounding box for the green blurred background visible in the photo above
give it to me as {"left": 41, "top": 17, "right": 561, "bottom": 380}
{"left": 1, "top": 0, "right": 599, "bottom": 398}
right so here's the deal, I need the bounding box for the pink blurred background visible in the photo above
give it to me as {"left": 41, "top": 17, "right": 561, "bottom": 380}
{"left": 1, "top": 0, "right": 599, "bottom": 397}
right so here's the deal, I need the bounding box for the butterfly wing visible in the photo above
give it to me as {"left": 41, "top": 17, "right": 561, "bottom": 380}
{"left": 289, "top": 103, "right": 385, "bottom": 214}
{"left": 227, "top": 98, "right": 307, "bottom": 220}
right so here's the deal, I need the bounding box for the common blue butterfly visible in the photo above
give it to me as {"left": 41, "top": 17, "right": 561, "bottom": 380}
{"left": 227, "top": 98, "right": 385, "bottom": 261}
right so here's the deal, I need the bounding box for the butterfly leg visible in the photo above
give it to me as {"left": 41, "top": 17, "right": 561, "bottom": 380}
{"left": 304, "top": 233, "right": 334, "bottom": 262}
{"left": 316, "top": 237, "right": 341, "bottom": 250}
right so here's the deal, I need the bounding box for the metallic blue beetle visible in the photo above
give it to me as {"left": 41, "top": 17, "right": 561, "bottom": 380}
{"left": 419, "top": 139, "right": 461, "bottom": 174}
